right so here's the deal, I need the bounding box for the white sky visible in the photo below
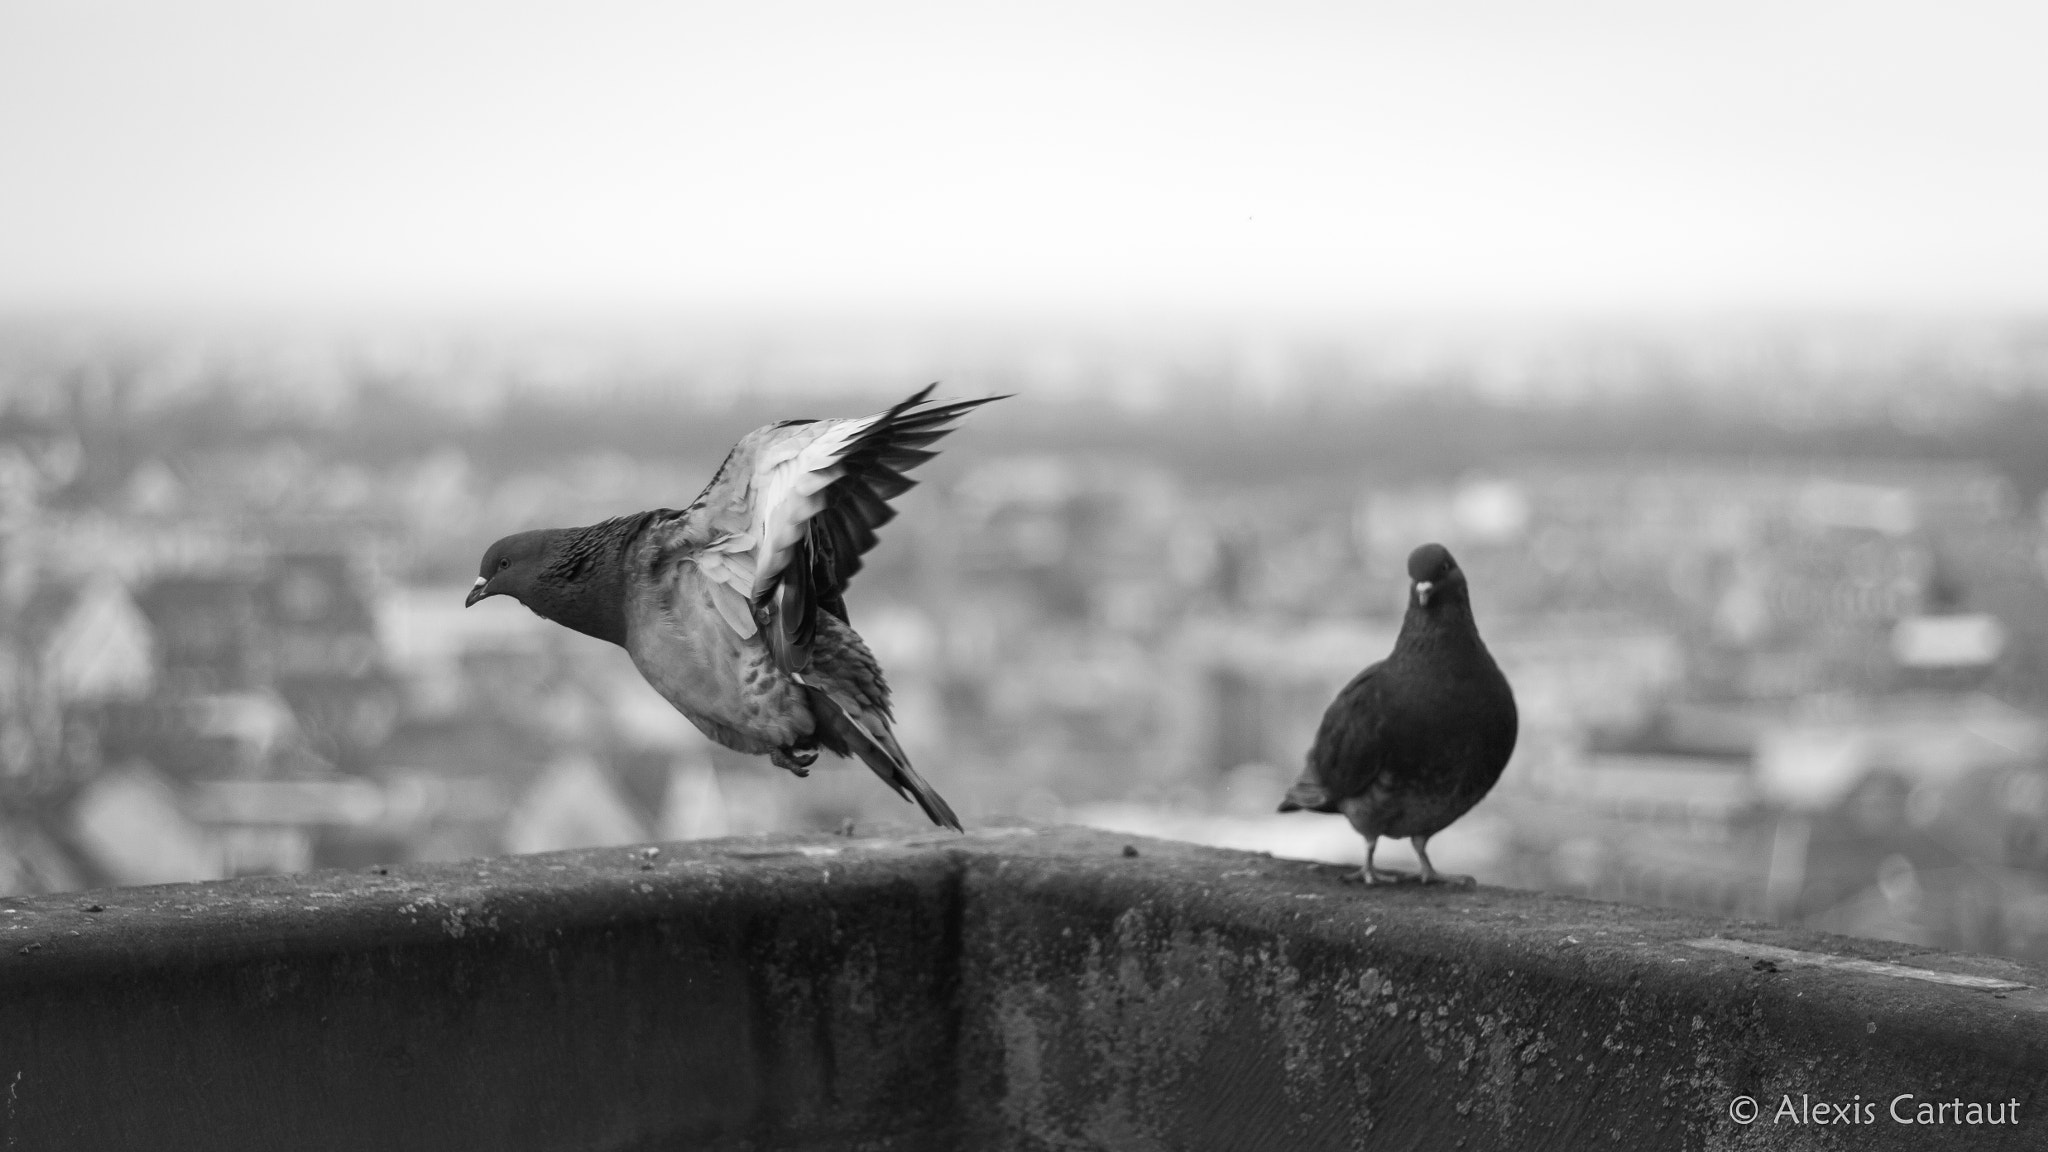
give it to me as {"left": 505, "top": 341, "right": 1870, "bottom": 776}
{"left": 3, "top": 0, "right": 2046, "bottom": 316}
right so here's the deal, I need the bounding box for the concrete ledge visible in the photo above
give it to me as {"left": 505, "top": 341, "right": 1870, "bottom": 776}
{"left": 957, "top": 837, "right": 2045, "bottom": 1151}
{"left": 4, "top": 826, "right": 2045, "bottom": 1150}
{"left": 3, "top": 839, "right": 967, "bottom": 1152}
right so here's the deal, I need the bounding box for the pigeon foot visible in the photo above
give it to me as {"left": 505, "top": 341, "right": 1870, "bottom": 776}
{"left": 1409, "top": 839, "right": 1473, "bottom": 887}
{"left": 770, "top": 747, "right": 817, "bottom": 777}
{"left": 1341, "top": 866, "right": 1417, "bottom": 886}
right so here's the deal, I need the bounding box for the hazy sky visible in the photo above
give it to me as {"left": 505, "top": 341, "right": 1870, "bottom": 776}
{"left": 3, "top": 0, "right": 2045, "bottom": 316}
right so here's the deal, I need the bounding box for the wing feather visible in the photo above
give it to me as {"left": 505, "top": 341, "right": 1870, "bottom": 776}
{"left": 707, "top": 577, "right": 759, "bottom": 639}
{"left": 1300, "top": 662, "right": 1389, "bottom": 806}
{"left": 685, "top": 536, "right": 760, "bottom": 639}
{"left": 657, "top": 386, "right": 1006, "bottom": 664}
{"left": 752, "top": 387, "right": 1006, "bottom": 670}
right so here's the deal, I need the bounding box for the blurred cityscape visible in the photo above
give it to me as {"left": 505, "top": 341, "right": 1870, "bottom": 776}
{"left": 4, "top": 317, "right": 2048, "bottom": 963}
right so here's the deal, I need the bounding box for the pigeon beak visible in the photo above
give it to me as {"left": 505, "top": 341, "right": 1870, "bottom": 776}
{"left": 1414, "top": 580, "right": 1434, "bottom": 606}
{"left": 465, "top": 577, "right": 489, "bottom": 608}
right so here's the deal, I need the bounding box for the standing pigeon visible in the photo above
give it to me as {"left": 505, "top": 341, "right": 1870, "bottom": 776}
{"left": 1278, "top": 543, "right": 1517, "bottom": 885}
{"left": 466, "top": 385, "right": 1004, "bottom": 831}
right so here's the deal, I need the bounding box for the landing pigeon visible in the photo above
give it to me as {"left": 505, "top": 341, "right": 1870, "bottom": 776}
{"left": 1278, "top": 543, "right": 1517, "bottom": 885}
{"left": 466, "top": 385, "right": 1004, "bottom": 831}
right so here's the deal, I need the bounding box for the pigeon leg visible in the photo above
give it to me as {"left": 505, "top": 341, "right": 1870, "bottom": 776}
{"left": 1340, "top": 836, "right": 1415, "bottom": 885}
{"left": 769, "top": 747, "right": 817, "bottom": 777}
{"left": 1412, "top": 835, "right": 1475, "bottom": 887}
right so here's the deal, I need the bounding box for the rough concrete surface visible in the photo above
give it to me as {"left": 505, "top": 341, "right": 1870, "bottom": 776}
{"left": 955, "top": 832, "right": 2046, "bottom": 1151}
{"left": 3, "top": 825, "right": 2043, "bottom": 1150}
{"left": 1, "top": 837, "right": 966, "bottom": 1152}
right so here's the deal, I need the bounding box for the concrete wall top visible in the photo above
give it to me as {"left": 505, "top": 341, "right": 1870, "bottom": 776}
{"left": 3, "top": 824, "right": 2043, "bottom": 1150}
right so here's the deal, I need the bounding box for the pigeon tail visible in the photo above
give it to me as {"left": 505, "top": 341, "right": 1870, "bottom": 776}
{"left": 1278, "top": 775, "right": 1335, "bottom": 814}
{"left": 803, "top": 681, "right": 962, "bottom": 831}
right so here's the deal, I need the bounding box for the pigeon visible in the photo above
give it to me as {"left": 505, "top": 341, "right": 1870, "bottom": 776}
{"left": 1278, "top": 542, "right": 1517, "bottom": 885}
{"left": 466, "top": 385, "right": 1004, "bottom": 831}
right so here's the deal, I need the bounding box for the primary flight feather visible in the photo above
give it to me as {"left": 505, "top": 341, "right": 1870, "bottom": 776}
{"left": 466, "top": 385, "right": 1005, "bottom": 831}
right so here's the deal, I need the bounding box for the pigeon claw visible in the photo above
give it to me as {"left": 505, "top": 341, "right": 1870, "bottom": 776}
{"left": 1410, "top": 840, "right": 1473, "bottom": 887}
{"left": 1419, "top": 871, "right": 1478, "bottom": 889}
{"left": 1342, "top": 866, "right": 1417, "bottom": 886}
{"left": 770, "top": 747, "right": 818, "bottom": 777}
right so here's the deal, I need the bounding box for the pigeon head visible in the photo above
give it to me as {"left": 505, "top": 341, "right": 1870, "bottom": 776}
{"left": 465, "top": 513, "right": 653, "bottom": 646}
{"left": 1405, "top": 542, "right": 1466, "bottom": 609}
{"left": 467, "top": 529, "right": 556, "bottom": 609}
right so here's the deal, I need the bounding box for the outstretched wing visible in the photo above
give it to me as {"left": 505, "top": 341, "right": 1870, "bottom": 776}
{"left": 668, "top": 384, "right": 1004, "bottom": 671}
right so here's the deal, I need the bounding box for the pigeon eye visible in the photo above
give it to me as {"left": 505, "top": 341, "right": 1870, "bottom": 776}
{"left": 498, "top": 558, "right": 510, "bottom": 570}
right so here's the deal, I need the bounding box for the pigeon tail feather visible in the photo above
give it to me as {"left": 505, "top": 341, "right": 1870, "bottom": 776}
{"left": 1278, "top": 776, "right": 1335, "bottom": 814}
{"left": 805, "top": 681, "right": 962, "bottom": 831}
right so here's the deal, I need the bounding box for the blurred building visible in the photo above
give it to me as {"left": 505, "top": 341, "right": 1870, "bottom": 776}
{"left": 4, "top": 335, "right": 2048, "bottom": 969}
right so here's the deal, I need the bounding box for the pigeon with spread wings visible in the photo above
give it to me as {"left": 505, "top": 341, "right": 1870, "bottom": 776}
{"left": 466, "top": 385, "right": 1004, "bottom": 831}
